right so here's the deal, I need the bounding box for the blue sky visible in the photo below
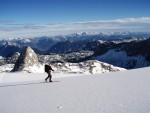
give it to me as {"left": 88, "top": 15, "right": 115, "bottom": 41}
{"left": 0, "top": 0, "right": 150, "bottom": 38}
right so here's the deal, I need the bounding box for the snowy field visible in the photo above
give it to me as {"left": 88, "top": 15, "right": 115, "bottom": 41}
{"left": 0, "top": 67, "right": 150, "bottom": 113}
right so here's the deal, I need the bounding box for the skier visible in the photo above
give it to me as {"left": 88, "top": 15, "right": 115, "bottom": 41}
{"left": 45, "top": 64, "right": 54, "bottom": 82}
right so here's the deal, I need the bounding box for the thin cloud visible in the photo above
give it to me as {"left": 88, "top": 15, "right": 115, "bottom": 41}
{"left": 0, "top": 17, "right": 150, "bottom": 38}
{"left": 22, "top": 25, "right": 48, "bottom": 30}
{"left": 114, "top": 17, "right": 150, "bottom": 23}
{"left": 0, "top": 24, "right": 48, "bottom": 32}
{"left": 45, "top": 17, "right": 150, "bottom": 31}
{"left": 0, "top": 20, "right": 16, "bottom": 24}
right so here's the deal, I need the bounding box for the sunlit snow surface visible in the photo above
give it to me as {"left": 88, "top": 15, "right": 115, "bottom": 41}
{"left": 0, "top": 67, "right": 150, "bottom": 113}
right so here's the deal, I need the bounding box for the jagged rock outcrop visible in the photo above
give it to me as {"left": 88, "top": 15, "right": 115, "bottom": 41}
{"left": 51, "top": 60, "right": 125, "bottom": 74}
{"left": 12, "top": 46, "right": 42, "bottom": 73}
{"left": 6, "top": 52, "right": 20, "bottom": 64}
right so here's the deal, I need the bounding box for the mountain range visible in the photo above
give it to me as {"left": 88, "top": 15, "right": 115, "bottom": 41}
{"left": 0, "top": 32, "right": 150, "bottom": 71}
{"left": 0, "top": 46, "right": 125, "bottom": 73}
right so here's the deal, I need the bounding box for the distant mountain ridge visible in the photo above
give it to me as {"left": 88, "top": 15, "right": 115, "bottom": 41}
{"left": 0, "top": 32, "right": 150, "bottom": 70}
{"left": 1, "top": 32, "right": 149, "bottom": 56}
{"left": 0, "top": 32, "right": 149, "bottom": 55}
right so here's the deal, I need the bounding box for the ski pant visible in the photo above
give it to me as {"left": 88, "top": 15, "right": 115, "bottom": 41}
{"left": 45, "top": 71, "right": 52, "bottom": 82}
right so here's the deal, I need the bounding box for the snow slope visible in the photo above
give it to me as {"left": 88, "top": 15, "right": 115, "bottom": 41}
{"left": 0, "top": 67, "right": 150, "bottom": 113}
{"left": 94, "top": 49, "right": 150, "bottom": 69}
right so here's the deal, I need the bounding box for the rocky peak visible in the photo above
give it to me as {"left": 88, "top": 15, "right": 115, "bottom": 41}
{"left": 12, "top": 46, "right": 42, "bottom": 73}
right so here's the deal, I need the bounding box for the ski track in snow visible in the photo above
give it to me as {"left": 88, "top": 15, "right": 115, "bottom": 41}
{"left": 0, "top": 67, "right": 150, "bottom": 113}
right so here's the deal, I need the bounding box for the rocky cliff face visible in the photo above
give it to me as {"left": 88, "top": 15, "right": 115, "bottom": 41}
{"left": 12, "top": 46, "right": 43, "bottom": 73}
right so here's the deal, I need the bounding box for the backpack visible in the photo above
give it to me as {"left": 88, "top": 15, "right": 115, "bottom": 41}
{"left": 45, "top": 65, "right": 51, "bottom": 72}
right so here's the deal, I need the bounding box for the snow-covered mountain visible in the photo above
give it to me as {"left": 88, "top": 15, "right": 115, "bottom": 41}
{"left": 0, "top": 32, "right": 150, "bottom": 70}
{"left": 46, "top": 40, "right": 88, "bottom": 54}
{"left": 0, "top": 41, "right": 22, "bottom": 57}
{"left": 45, "top": 38, "right": 150, "bottom": 69}
{"left": 0, "top": 32, "right": 149, "bottom": 56}
{"left": 93, "top": 49, "right": 150, "bottom": 69}
{"left": 92, "top": 38, "right": 150, "bottom": 69}
{"left": 0, "top": 47, "right": 125, "bottom": 73}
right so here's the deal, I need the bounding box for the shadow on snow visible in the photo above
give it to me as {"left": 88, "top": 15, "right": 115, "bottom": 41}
{"left": 0, "top": 81, "right": 60, "bottom": 88}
